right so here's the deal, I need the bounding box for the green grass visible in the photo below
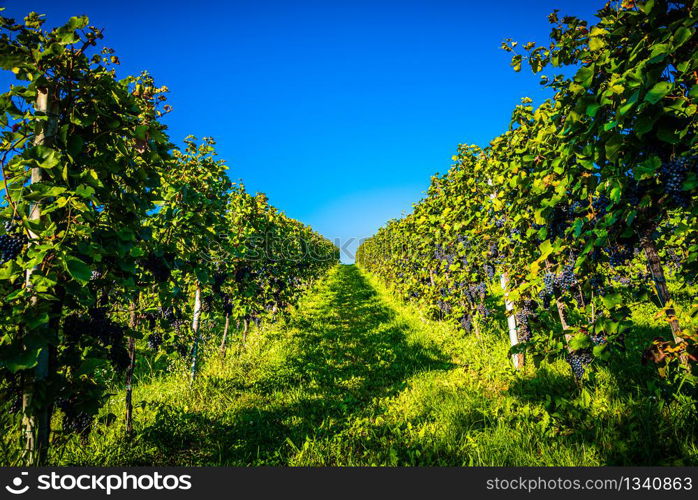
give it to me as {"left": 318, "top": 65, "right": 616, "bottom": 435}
{"left": 6, "top": 264, "right": 696, "bottom": 466}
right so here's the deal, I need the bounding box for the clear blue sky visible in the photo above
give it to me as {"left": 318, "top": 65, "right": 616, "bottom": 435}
{"left": 1, "top": 0, "right": 602, "bottom": 262}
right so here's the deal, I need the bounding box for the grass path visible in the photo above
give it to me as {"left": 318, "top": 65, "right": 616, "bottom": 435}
{"left": 63, "top": 264, "right": 696, "bottom": 466}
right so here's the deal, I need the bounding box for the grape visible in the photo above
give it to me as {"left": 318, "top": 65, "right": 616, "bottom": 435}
{"left": 222, "top": 295, "right": 233, "bottom": 316}
{"left": 0, "top": 230, "right": 26, "bottom": 265}
{"left": 484, "top": 264, "right": 494, "bottom": 280}
{"left": 592, "top": 194, "right": 609, "bottom": 218}
{"left": 607, "top": 244, "right": 633, "bottom": 268}
{"left": 537, "top": 290, "right": 551, "bottom": 308}
{"left": 590, "top": 332, "right": 607, "bottom": 345}
{"left": 460, "top": 314, "right": 472, "bottom": 333}
{"left": 589, "top": 274, "right": 604, "bottom": 294}
{"left": 543, "top": 272, "right": 555, "bottom": 296}
{"left": 556, "top": 265, "right": 576, "bottom": 291}
{"left": 611, "top": 275, "right": 631, "bottom": 287}
{"left": 212, "top": 271, "right": 227, "bottom": 295}
{"left": 660, "top": 156, "right": 695, "bottom": 207}
{"left": 148, "top": 332, "right": 163, "bottom": 350}
{"left": 62, "top": 412, "right": 93, "bottom": 435}
{"left": 108, "top": 344, "right": 130, "bottom": 372}
{"left": 57, "top": 396, "right": 94, "bottom": 436}
{"left": 515, "top": 300, "right": 534, "bottom": 342}
{"left": 201, "top": 295, "right": 214, "bottom": 313}
{"left": 141, "top": 253, "right": 171, "bottom": 283}
{"left": 566, "top": 349, "right": 593, "bottom": 379}
{"left": 436, "top": 299, "right": 451, "bottom": 315}
{"left": 63, "top": 308, "right": 125, "bottom": 353}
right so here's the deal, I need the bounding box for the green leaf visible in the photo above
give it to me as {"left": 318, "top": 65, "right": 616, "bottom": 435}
{"left": 2, "top": 348, "right": 42, "bottom": 373}
{"left": 135, "top": 125, "right": 148, "bottom": 141}
{"left": 656, "top": 125, "right": 679, "bottom": 144}
{"left": 574, "top": 66, "right": 594, "bottom": 88}
{"left": 68, "top": 135, "right": 84, "bottom": 156}
{"left": 635, "top": 114, "right": 658, "bottom": 136}
{"left": 671, "top": 27, "right": 692, "bottom": 49}
{"left": 538, "top": 239, "right": 553, "bottom": 260}
{"left": 569, "top": 334, "right": 591, "bottom": 350}
{"left": 586, "top": 102, "right": 601, "bottom": 117}
{"left": 65, "top": 256, "right": 91, "bottom": 283}
{"left": 645, "top": 81, "right": 672, "bottom": 104}
{"left": 75, "top": 184, "right": 95, "bottom": 198}
{"left": 601, "top": 292, "right": 623, "bottom": 309}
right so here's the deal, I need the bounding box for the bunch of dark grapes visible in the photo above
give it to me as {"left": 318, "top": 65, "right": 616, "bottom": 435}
{"left": 660, "top": 156, "right": 694, "bottom": 207}
{"left": 63, "top": 308, "right": 127, "bottom": 371}
{"left": 592, "top": 194, "right": 610, "bottom": 220}
{"left": 465, "top": 282, "right": 487, "bottom": 303}
{"left": 515, "top": 301, "right": 534, "bottom": 342}
{"left": 590, "top": 332, "right": 607, "bottom": 345}
{"left": 172, "top": 318, "right": 187, "bottom": 334}
{"left": 141, "top": 253, "right": 171, "bottom": 283}
{"left": 0, "top": 222, "right": 27, "bottom": 265}
{"left": 212, "top": 271, "right": 227, "bottom": 296}
{"left": 201, "top": 295, "right": 214, "bottom": 313}
{"left": 543, "top": 272, "right": 555, "bottom": 296}
{"left": 90, "top": 269, "right": 102, "bottom": 281}
{"left": 148, "top": 332, "right": 163, "bottom": 350}
{"left": 433, "top": 244, "right": 445, "bottom": 261}
{"left": 566, "top": 349, "right": 593, "bottom": 379}
{"left": 158, "top": 306, "right": 174, "bottom": 322}
{"left": 108, "top": 344, "right": 130, "bottom": 371}
{"left": 234, "top": 265, "right": 251, "bottom": 283}
{"left": 549, "top": 207, "right": 570, "bottom": 240}
{"left": 222, "top": 295, "right": 233, "bottom": 316}
{"left": 607, "top": 244, "right": 634, "bottom": 268}
{"left": 484, "top": 264, "right": 494, "bottom": 280}
{"left": 624, "top": 179, "right": 643, "bottom": 207}
{"left": 611, "top": 275, "right": 631, "bottom": 287}
{"left": 537, "top": 290, "right": 551, "bottom": 309}
{"left": 589, "top": 275, "right": 605, "bottom": 295}
{"left": 436, "top": 300, "right": 452, "bottom": 315}
{"left": 57, "top": 396, "right": 93, "bottom": 436}
{"left": 494, "top": 218, "right": 505, "bottom": 229}
{"left": 666, "top": 248, "right": 684, "bottom": 271}
{"left": 476, "top": 302, "right": 489, "bottom": 318}
{"left": 460, "top": 314, "right": 472, "bottom": 333}
{"left": 556, "top": 265, "right": 576, "bottom": 291}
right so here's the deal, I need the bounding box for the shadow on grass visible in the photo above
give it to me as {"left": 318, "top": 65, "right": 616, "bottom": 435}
{"left": 138, "top": 265, "right": 455, "bottom": 465}
{"left": 506, "top": 320, "right": 697, "bottom": 465}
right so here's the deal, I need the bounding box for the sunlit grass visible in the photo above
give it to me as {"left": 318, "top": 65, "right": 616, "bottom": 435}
{"left": 3, "top": 264, "right": 695, "bottom": 466}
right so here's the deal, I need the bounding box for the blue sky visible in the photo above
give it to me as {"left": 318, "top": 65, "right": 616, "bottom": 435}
{"left": 1, "top": 0, "right": 602, "bottom": 262}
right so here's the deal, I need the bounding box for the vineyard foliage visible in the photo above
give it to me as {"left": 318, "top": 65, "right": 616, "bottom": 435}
{"left": 0, "top": 12, "right": 337, "bottom": 464}
{"left": 357, "top": 1, "right": 697, "bottom": 383}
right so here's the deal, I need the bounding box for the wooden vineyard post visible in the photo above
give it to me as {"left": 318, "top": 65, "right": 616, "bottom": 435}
{"left": 22, "top": 86, "right": 55, "bottom": 465}
{"left": 125, "top": 300, "right": 138, "bottom": 436}
{"left": 500, "top": 272, "right": 523, "bottom": 369}
{"left": 189, "top": 283, "right": 203, "bottom": 382}
{"left": 219, "top": 313, "right": 231, "bottom": 356}
{"left": 641, "top": 236, "right": 683, "bottom": 343}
